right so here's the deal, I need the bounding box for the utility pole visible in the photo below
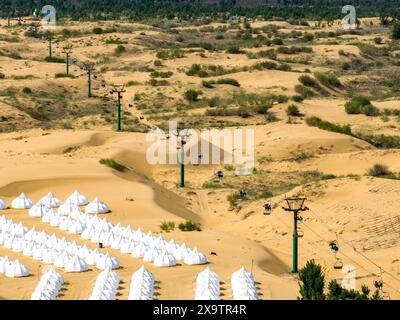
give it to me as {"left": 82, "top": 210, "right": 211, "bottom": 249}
{"left": 173, "top": 128, "right": 191, "bottom": 188}
{"left": 83, "top": 62, "right": 94, "bottom": 97}
{"left": 282, "top": 196, "right": 309, "bottom": 273}
{"left": 110, "top": 85, "right": 126, "bottom": 131}
{"left": 62, "top": 45, "right": 73, "bottom": 76}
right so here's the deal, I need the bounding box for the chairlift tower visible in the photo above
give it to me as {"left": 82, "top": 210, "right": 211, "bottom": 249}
{"left": 83, "top": 62, "right": 94, "bottom": 97}
{"left": 45, "top": 33, "right": 54, "bottom": 58}
{"left": 282, "top": 197, "right": 309, "bottom": 273}
{"left": 62, "top": 45, "right": 73, "bottom": 76}
{"left": 173, "top": 128, "right": 191, "bottom": 188}
{"left": 110, "top": 85, "right": 126, "bottom": 131}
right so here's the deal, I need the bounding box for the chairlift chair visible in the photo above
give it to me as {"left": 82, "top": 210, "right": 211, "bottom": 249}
{"left": 297, "top": 226, "right": 304, "bottom": 238}
{"left": 334, "top": 257, "right": 343, "bottom": 270}
{"left": 263, "top": 203, "right": 272, "bottom": 215}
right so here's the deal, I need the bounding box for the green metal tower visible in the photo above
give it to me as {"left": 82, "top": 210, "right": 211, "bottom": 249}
{"left": 110, "top": 85, "right": 126, "bottom": 131}
{"left": 62, "top": 45, "right": 73, "bottom": 76}
{"left": 282, "top": 197, "right": 309, "bottom": 273}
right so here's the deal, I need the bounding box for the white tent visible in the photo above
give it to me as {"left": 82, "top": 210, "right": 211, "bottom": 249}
{"left": 11, "top": 193, "right": 33, "bottom": 209}
{"left": 58, "top": 200, "right": 81, "bottom": 216}
{"left": 0, "top": 256, "right": 11, "bottom": 273}
{"left": 128, "top": 266, "right": 155, "bottom": 300}
{"left": 5, "top": 259, "right": 30, "bottom": 277}
{"left": 40, "top": 192, "right": 62, "bottom": 208}
{"left": 29, "top": 202, "right": 51, "bottom": 217}
{"left": 85, "top": 197, "right": 110, "bottom": 214}
{"left": 96, "top": 252, "right": 119, "bottom": 270}
{"left": 153, "top": 251, "right": 177, "bottom": 267}
{"left": 65, "top": 254, "right": 88, "bottom": 272}
{"left": 0, "top": 198, "right": 7, "bottom": 210}
{"left": 231, "top": 266, "right": 258, "bottom": 300}
{"left": 184, "top": 248, "right": 207, "bottom": 265}
{"left": 66, "top": 190, "right": 88, "bottom": 206}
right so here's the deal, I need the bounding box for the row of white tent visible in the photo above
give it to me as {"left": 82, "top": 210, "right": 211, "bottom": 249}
{"left": 0, "top": 216, "right": 120, "bottom": 273}
{"left": 128, "top": 266, "right": 155, "bottom": 300}
{"left": 31, "top": 268, "right": 64, "bottom": 300}
{"left": 195, "top": 266, "right": 258, "bottom": 300}
{"left": 0, "top": 190, "right": 110, "bottom": 214}
{"left": 89, "top": 267, "right": 120, "bottom": 300}
{"left": 0, "top": 256, "right": 29, "bottom": 277}
{"left": 24, "top": 194, "right": 208, "bottom": 267}
{"left": 195, "top": 267, "right": 220, "bottom": 300}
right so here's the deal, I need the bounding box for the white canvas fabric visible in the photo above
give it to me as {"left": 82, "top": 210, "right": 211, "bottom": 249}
{"left": 0, "top": 198, "right": 7, "bottom": 210}
{"left": 184, "top": 248, "right": 207, "bottom": 265}
{"left": 195, "top": 267, "right": 220, "bottom": 300}
{"left": 96, "top": 252, "right": 119, "bottom": 270}
{"left": 88, "top": 267, "right": 120, "bottom": 300}
{"left": 153, "top": 251, "right": 177, "bottom": 267}
{"left": 128, "top": 266, "right": 154, "bottom": 300}
{"left": 231, "top": 266, "right": 258, "bottom": 300}
{"left": 85, "top": 197, "right": 109, "bottom": 214}
{"left": 5, "top": 259, "right": 29, "bottom": 277}
{"left": 67, "top": 190, "right": 88, "bottom": 206}
{"left": 11, "top": 193, "right": 33, "bottom": 209}
{"left": 29, "top": 202, "right": 51, "bottom": 217}
{"left": 65, "top": 254, "right": 88, "bottom": 272}
{"left": 40, "top": 192, "right": 62, "bottom": 208}
{"left": 31, "top": 268, "right": 63, "bottom": 300}
{"left": 58, "top": 200, "right": 81, "bottom": 216}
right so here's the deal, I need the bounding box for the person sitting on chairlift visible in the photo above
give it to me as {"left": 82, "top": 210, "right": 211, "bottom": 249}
{"left": 374, "top": 280, "right": 383, "bottom": 290}
{"left": 239, "top": 189, "right": 246, "bottom": 199}
{"left": 263, "top": 203, "right": 272, "bottom": 215}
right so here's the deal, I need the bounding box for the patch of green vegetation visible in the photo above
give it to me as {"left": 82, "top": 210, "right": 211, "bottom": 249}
{"left": 156, "top": 49, "right": 185, "bottom": 60}
{"left": 286, "top": 104, "right": 301, "bottom": 116}
{"left": 344, "top": 96, "right": 380, "bottom": 116}
{"left": 178, "top": 220, "right": 201, "bottom": 232}
{"left": 314, "top": 72, "right": 342, "bottom": 88}
{"left": 45, "top": 56, "right": 65, "bottom": 63}
{"left": 150, "top": 71, "right": 173, "bottom": 78}
{"left": 99, "top": 158, "right": 127, "bottom": 172}
{"left": 63, "top": 146, "right": 80, "bottom": 154}
{"left": 55, "top": 73, "right": 76, "bottom": 79}
{"left": 160, "top": 221, "right": 175, "bottom": 232}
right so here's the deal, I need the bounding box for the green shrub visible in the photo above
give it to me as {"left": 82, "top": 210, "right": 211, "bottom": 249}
{"left": 299, "top": 260, "right": 326, "bottom": 300}
{"left": 216, "top": 78, "right": 240, "bottom": 87}
{"left": 292, "top": 95, "right": 304, "bottom": 102}
{"left": 373, "top": 37, "right": 383, "bottom": 44}
{"left": 178, "top": 220, "right": 201, "bottom": 232}
{"left": 160, "top": 221, "right": 175, "bottom": 232}
{"left": 344, "top": 96, "right": 380, "bottom": 116}
{"left": 93, "top": 27, "right": 103, "bottom": 34}
{"left": 272, "top": 38, "right": 283, "bottom": 45}
{"left": 237, "top": 106, "right": 251, "bottom": 118}
{"left": 45, "top": 56, "right": 64, "bottom": 63}
{"left": 299, "top": 75, "right": 318, "bottom": 87}
{"left": 115, "top": 45, "right": 126, "bottom": 54}
{"left": 99, "top": 158, "right": 127, "bottom": 172}
{"left": 226, "top": 45, "right": 244, "bottom": 54}
{"left": 286, "top": 104, "right": 301, "bottom": 116}
{"left": 22, "top": 87, "right": 32, "bottom": 94}
{"left": 295, "top": 84, "right": 315, "bottom": 98}
{"left": 368, "top": 164, "right": 391, "bottom": 177}
{"left": 314, "top": 72, "right": 342, "bottom": 88}
{"left": 306, "top": 117, "right": 352, "bottom": 135}
{"left": 55, "top": 73, "right": 75, "bottom": 79}
{"left": 392, "top": 22, "right": 400, "bottom": 40}
{"left": 184, "top": 89, "right": 202, "bottom": 102}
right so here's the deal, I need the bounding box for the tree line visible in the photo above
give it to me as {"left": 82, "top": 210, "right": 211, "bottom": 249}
{"left": 1, "top": 0, "right": 400, "bottom": 21}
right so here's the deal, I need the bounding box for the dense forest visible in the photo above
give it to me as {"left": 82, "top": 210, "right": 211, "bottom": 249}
{"left": 1, "top": 0, "right": 400, "bottom": 21}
